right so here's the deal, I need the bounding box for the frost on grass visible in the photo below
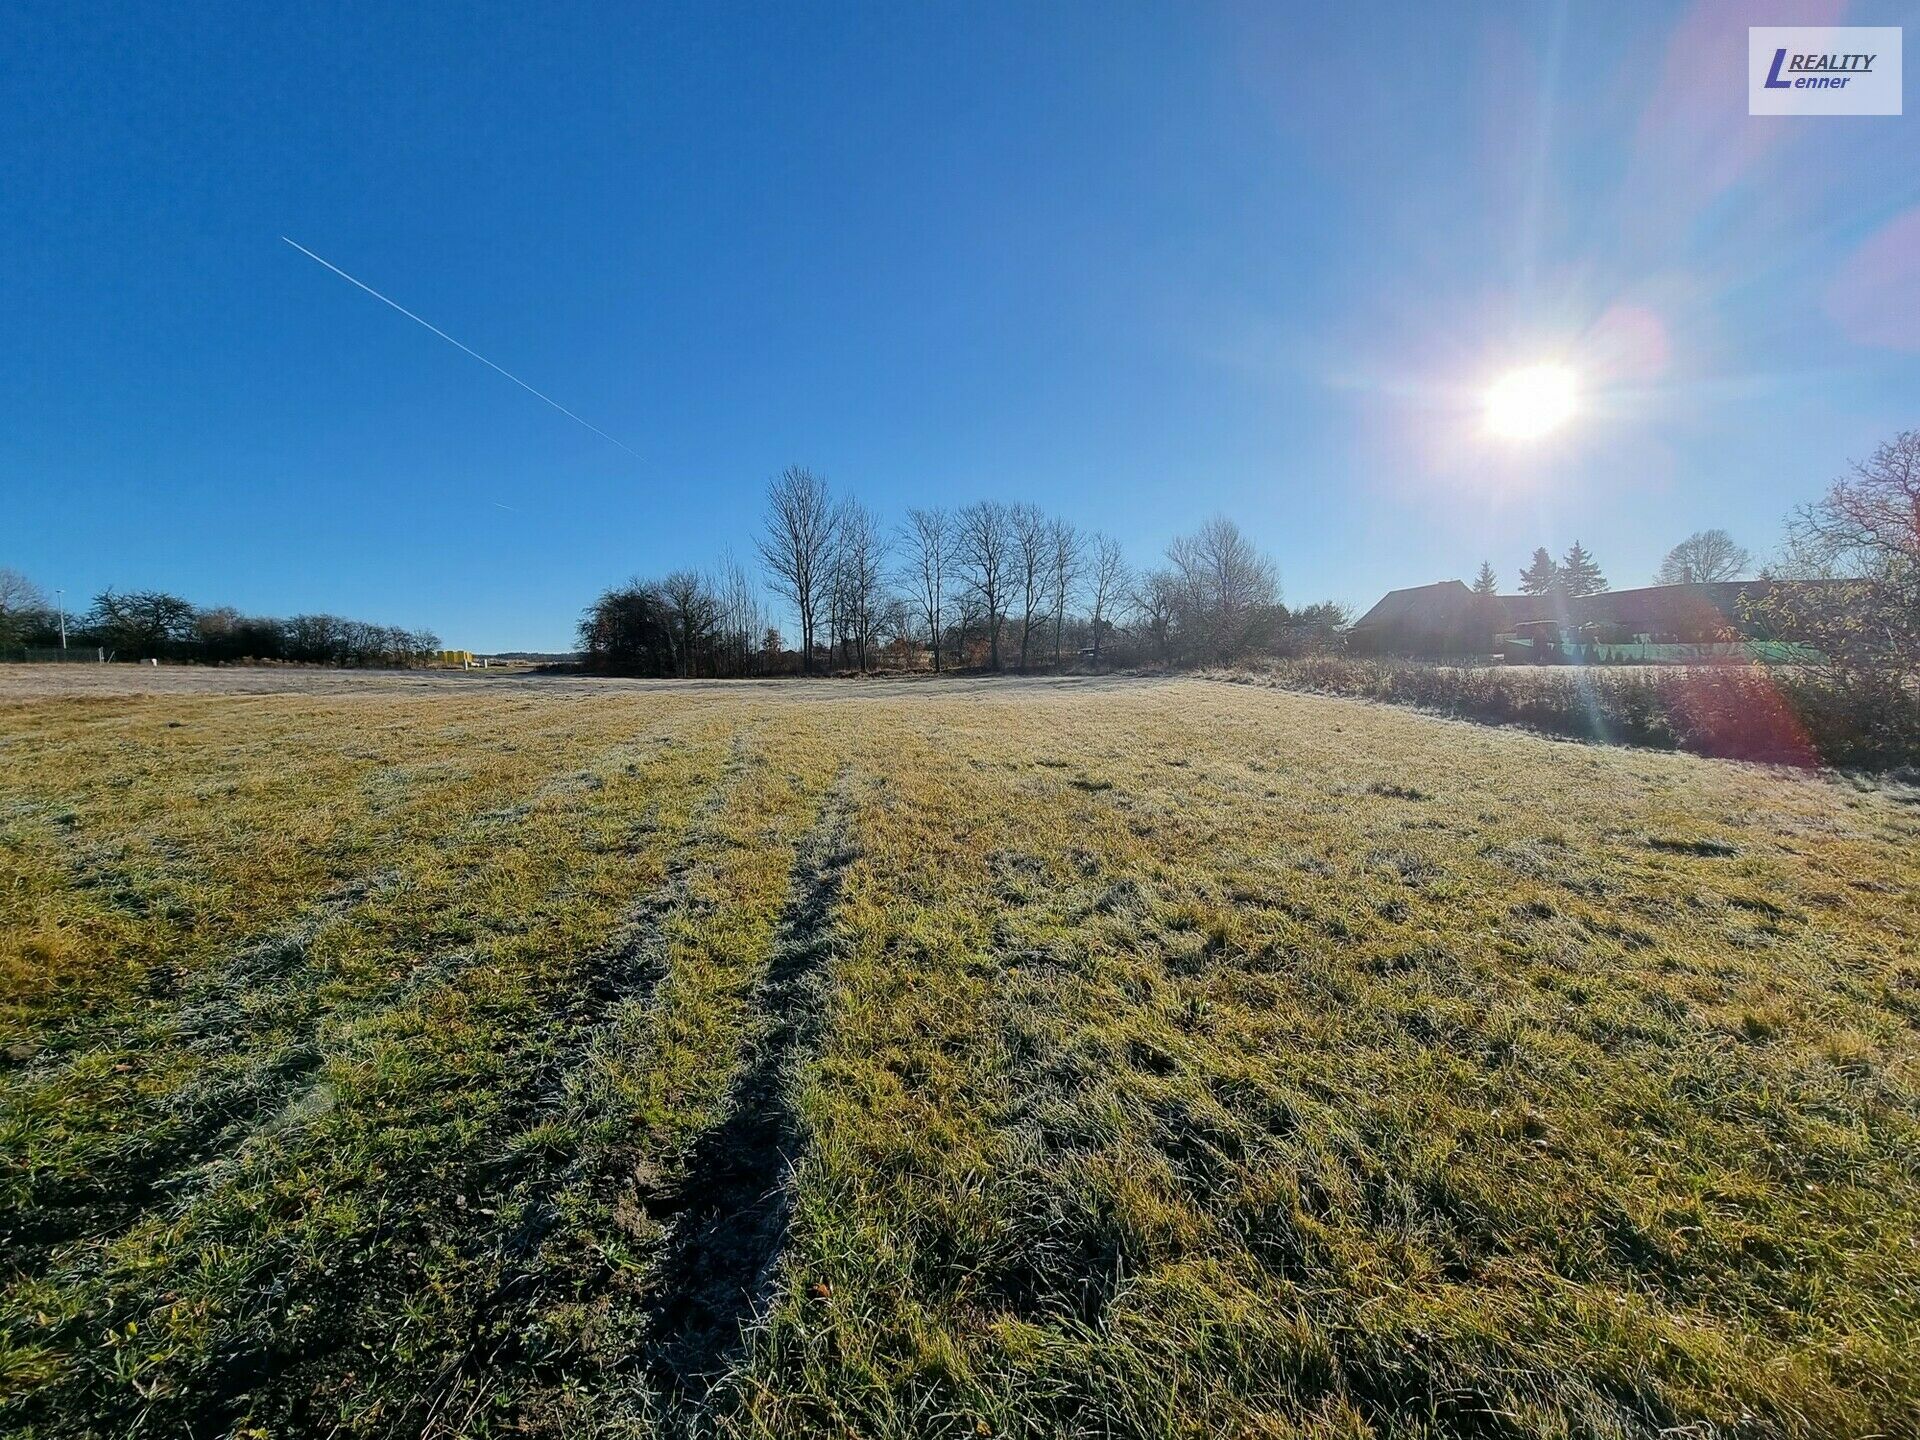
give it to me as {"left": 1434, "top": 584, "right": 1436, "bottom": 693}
{"left": 2, "top": 677, "right": 1916, "bottom": 1439}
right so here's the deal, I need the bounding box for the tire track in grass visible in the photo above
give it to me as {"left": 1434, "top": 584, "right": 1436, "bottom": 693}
{"left": 638, "top": 779, "right": 856, "bottom": 1411}
{"left": 412, "top": 736, "right": 763, "bottom": 1433}
{"left": 5, "top": 717, "right": 730, "bottom": 1437}
{"left": 0, "top": 707, "right": 640, "bottom": 1261}
{"left": 8, "top": 775, "right": 568, "bottom": 1262}
{"left": 397, "top": 740, "right": 845, "bottom": 1439}
{"left": 174, "top": 733, "right": 747, "bottom": 1440}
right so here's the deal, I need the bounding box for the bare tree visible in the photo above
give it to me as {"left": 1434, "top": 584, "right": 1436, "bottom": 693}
{"left": 1656, "top": 529, "right": 1750, "bottom": 586}
{"left": 0, "top": 568, "right": 50, "bottom": 646}
{"left": 956, "top": 500, "right": 1012, "bottom": 670}
{"left": 660, "top": 569, "right": 716, "bottom": 677}
{"left": 88, "top": 588, "right": 198, "bottom": 659}
{"left": 1085, "top": 533, "right": 1129, "bottom": 666}
{"left": 1047, "top": 517, "right": 1085, "bottom": 665}
{"left": 824, "top": 523, "right": 849, "bottom": 666}
{"left": 832, "top": 499, "right": 889, "bottom": 672}
{"left": 1761, "top": 428, "right": 1920, "bottom": 675}
{"left": 1131, "top": 568, "right": 1180, "bottom": 663}
{"left": 1011, "top": 503, "right": 1050, "bottom": 669}
{"left": 1782, "top": 433, "right": 1919, "bottom": 586}
{"left": 899, "top": 507, "right": 952, "bottom": 672}
{"left": 0, "top": 567, "right": 45, "bottom": 614}
{"left": 951, "top": 585, "right": 983, "bottom": 670}
{"left": 757, "top": 466, "right": 835, "bottom": 673}
{"left": 877, "top": 594, "right": 914, "bottom": 664}
{"left": 1166, "top": 516, "right": 1280, "bottom": 662}
{"left": 713, "top": 552, "right": 766, "bottom": 676}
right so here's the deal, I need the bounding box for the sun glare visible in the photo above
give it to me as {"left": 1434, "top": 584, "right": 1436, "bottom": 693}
{"left": 1485, "top": 363, "right": 1579, "bottom": 441}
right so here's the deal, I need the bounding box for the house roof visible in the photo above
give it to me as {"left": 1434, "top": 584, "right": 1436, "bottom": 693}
{"left": 1502, "top": 581, "right": 1773, "bottom": 629}
{"left": 1349, "top": 580, "right": 1478, "bottom": 632}
{"left": 1353, "top": 578, "right": 1829, "bottom": 638}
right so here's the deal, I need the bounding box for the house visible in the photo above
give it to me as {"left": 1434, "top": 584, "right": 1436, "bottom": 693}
{"left": 1552, "top": 582, "right": 1779, "bottom": 639}
{"left": 1348, "top": 579, "right": 1815, "bottom": 658}
{"left": 1347, "top": 580, "right": 1505, "bottom": 655}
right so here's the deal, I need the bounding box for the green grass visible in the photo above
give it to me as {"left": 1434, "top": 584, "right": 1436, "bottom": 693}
{"left": 3, "top": 678, "right": 1917, "bottom": 1437}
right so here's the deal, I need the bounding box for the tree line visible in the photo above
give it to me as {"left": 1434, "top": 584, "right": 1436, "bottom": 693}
{"left": 10, "top": 430, "right": 1906, "bottom": 694}
{"left": 580, "top": 466, "right": 1350, "bottom": 676}
{"left": 582, "top": 427, "right": 1916, "bottom": 695}
{"left": 576, "top": 477, "right": 1817, "bottom": 682}
{"left": 1462, "top": 527, "right": 1757, "bottom": 604}
{"left": 0, "top": 580, "right": 440, "bottom": 666}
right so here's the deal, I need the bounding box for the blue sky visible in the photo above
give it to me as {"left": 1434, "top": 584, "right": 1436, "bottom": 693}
{"left": 6, "top": 0, "right": 1917, "bottom": 651}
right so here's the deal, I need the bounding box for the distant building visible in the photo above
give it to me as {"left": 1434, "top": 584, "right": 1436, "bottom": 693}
{"left": 1348, "top": 579, "right": 1818, "bottom": 659}
{"left": 1347, "top": 580, "right": 1496, "bottom": 656}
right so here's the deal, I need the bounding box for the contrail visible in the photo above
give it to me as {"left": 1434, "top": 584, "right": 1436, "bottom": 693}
{"left": 280, "top": 236, "right": 640, "bottom": 459}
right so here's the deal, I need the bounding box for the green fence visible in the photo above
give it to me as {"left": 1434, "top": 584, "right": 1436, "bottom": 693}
{"left": 1502, "top": 637, "right": 1821, "bottom": 665}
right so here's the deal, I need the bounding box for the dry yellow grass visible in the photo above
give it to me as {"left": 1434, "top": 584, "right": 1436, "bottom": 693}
{"left": 2, "top": 671, "right": 1916, "bottom": 1437}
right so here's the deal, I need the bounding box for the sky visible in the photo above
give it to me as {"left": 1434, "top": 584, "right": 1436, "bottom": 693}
{"left": 5, "top": 0, "right": 1918, "bottom": 651}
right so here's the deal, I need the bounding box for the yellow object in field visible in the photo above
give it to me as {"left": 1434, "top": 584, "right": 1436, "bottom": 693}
{"left": 434, "top": 650, "right": 474, "bottom": 667}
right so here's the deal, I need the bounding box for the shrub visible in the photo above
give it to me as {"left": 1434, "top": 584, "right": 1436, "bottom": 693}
{"left": 1219, "top": 657, "right": 1919, "bottom": 770}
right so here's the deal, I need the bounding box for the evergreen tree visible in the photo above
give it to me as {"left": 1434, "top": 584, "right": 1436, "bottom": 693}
{"left": 1517, "top": 548, "right": 1559, "bottom": 596}
{"left": 1559, "top": 540, "right": 1607, "bottom": 597}
{"left": 1467, "top": 560, "right": 1506, "bottom": 648}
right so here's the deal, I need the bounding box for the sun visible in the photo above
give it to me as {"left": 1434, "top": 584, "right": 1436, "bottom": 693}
{"left": 1484, "top": 363, "right": 1579, "bottom": 441}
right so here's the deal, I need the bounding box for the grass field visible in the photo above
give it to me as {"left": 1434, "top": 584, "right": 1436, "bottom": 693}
{"left": 3, "top": 669, "right": 1918, "bottom": 1438}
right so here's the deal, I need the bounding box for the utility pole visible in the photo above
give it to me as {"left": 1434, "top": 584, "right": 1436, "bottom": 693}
{"left": 56, "top": 589, "right": 67, "bottom": 650}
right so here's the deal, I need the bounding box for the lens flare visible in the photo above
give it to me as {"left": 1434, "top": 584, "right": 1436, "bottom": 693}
{"left": 1485, "top": 363, "right": 1579, "bottom": 440}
